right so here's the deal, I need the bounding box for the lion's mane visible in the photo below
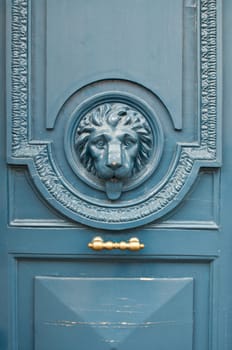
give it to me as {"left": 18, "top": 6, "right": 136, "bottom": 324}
{"left": 75, "top": 103, "right": 153, "bottom": 176}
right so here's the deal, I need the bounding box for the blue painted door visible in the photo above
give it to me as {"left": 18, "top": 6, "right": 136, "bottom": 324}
{"left": 0, "top": 0, "right": 231, "bottom": 349}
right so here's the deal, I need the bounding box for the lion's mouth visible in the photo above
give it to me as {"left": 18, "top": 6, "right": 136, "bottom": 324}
{"left": 105, "top": 178, "right": 123, "bottom": 200}
{"left": 110, "top": 176, "right": 119, "bottom": 182}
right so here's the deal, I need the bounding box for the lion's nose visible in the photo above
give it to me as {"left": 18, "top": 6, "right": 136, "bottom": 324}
{"left": 107, "top": 143, "right": 122, "bottom": 170}
{"left": 108, "top": 161, "right": 121, "bottom": 170}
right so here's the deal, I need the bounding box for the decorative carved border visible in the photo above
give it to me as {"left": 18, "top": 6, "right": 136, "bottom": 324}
{"left": 9, "top": 0, "right": 219, "bottom": 229}
{"left": 11, "top": 0, "right": 28, "bottom": 155}
{"left": 200, "top": 0, "right": 217, "bottom": 157}
{"left": 33, "top": 148, "right": 194, "bottom": 223}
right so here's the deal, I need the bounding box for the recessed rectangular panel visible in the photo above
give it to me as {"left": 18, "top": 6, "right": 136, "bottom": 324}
{"left": 35, "top": 277, "right": 193, "bottom": 350}
{"left": 16, "top": 259, "right": 211, "bottom": 349}
{"left": 12, "top": 0, "right": 218, "bottom": 230}
{"left": 159, "top": 169, "right": 220, "bottom": 228}
{"left": 8, "top": 167, "right": 219, "bottom": 229}
{"left": 44, "top": 0, "right": 183, "bottom": 129}
{"left": 8, "top": 168, "right": 69, "bottom": 225}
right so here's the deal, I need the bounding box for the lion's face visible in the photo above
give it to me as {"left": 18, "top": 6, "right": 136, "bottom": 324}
{"left": 88, "top": 124, "right": 139, "bottom": 180}
{"left": 75, "top": 103, "right": 152, "bottom": 200}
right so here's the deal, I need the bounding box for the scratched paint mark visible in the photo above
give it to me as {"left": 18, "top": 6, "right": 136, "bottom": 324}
{"left": 115, "top": 310, "right": 144, "bottom": 314}
{"left": 104, "top": 339, "right": 119, "bottom": 344}
{"left": 44, "top": 320, "right": 192, "bottom": 329}
{"left": 76, "top": 307, "right": 144, "bottom": 314}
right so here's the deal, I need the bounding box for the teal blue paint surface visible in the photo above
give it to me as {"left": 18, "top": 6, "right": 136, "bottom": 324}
{"left": 0, "top": 1, "right": 231, "bottom": 350}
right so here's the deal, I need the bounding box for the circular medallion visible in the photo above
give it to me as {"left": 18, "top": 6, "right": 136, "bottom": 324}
{"left": 65, "top": 97, "right": 163, "bottom": 201}
{"left": 46, "top": 79, "right": 180, "bottom": 229}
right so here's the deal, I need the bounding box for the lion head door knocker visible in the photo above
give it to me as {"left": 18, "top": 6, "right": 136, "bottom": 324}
{"left": 75, "top": 103, "right": 153, "bottom": 200}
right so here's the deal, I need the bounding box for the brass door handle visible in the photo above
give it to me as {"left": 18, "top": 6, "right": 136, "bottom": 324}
{"left": 88, "top": 236, "right": 144, "bottom": 251}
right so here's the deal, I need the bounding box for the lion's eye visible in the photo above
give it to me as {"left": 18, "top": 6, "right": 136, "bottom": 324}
{"left": 94, "top": 138, "right": 106, "bottom": 148}
{"left": 123, "top": 136, "right": 136, "bottom": 147}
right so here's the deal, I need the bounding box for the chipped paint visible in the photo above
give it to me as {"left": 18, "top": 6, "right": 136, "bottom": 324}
{"left": 44, "top": 320, "right": 191, "bottom": 329}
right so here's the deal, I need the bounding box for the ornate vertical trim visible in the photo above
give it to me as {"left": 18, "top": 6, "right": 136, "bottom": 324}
{"left": 11, "top": 0, "right": 28, "bottom": 155}
{"left": 200, "top": 0, "right": 217, "bottom": 157}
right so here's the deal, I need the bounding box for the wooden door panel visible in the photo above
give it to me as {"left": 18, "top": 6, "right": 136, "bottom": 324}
{"left": 8, "top": 0, "right": 219, "bottom": 229}
{"left": 1, "top": 0, "right": 227, "bottom": 349}
{"left": 9, "top": 166, "right": 219, "bottom": 230}
{"left": 14, "top": 259, "right": 213, "bottom": 350}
